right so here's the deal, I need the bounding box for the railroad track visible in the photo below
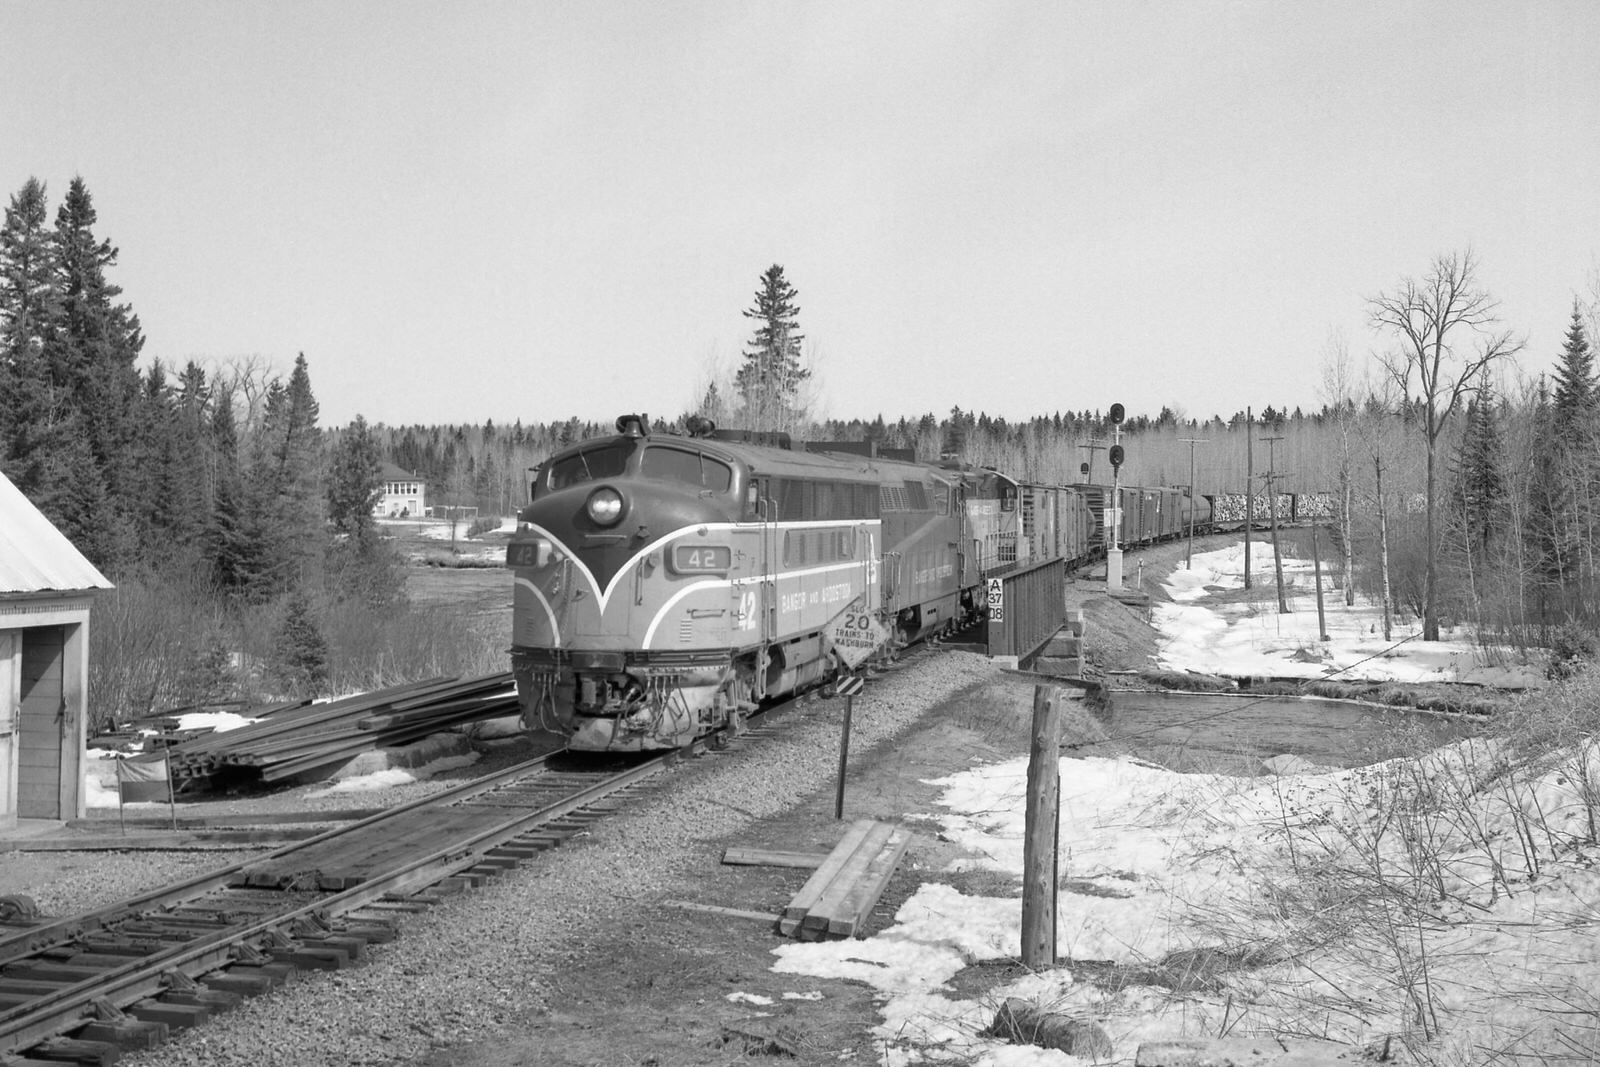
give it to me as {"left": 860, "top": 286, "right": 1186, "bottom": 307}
{"left": 0, "top": 749, "right": 678, "bottom": 1062}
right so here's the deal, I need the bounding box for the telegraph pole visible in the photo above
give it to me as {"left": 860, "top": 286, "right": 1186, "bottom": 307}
{"left": 1077, "top": 434, "right": 1106, "bottom": 484}
{"left": 1262, "top": 435, "right": 1288, "bottom": 613}
{"left": 1179, "top": 437, "right": 1207, "bottom": 569}
{"left": 1243, "top": 408, "right": 1253, "bottom": 590}
{"left": 1311, "top": 523, "right": 1329, "bottom": 640}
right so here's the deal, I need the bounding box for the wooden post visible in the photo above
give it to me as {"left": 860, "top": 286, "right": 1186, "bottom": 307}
{"left": 834, "top": 693, "right": 854, "bottom": 820}
{"left": 1312, "top": 524, "right": 1329, "bottom": 641}
{"left": 1021, "top": 685, "right": 1061, "bottom": 967}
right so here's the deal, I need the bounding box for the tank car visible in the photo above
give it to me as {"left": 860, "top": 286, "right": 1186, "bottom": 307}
{"left": 505, "top": 416, "right": 982, "bottom": 752}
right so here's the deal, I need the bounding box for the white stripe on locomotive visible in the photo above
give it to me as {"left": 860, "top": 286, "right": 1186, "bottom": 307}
{"left": 517, "top": 518, "right": 880, "bottom": 615}
{"left": 513, "top": 575, "right": 563, "bottom": 644}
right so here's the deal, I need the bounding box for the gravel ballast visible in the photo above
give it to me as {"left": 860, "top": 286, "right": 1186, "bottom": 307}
{"left": 74, "top": 649, "right": 1002, "bottom": 1067}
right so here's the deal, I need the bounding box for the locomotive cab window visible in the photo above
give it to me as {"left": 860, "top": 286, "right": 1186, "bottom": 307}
{"left": 640, "top": 446, "right": 732, "bottom": 492}
{"left": 545, "top": 443, "right": 632, "bottom": 493}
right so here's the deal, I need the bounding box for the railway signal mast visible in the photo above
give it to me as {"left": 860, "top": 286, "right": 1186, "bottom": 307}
{"left": 1105, "top": 403, "right": 1126, "bottom": 592}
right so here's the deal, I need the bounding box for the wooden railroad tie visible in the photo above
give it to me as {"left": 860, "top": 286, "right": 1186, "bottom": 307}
{"left": 775, "top": 819, "right": 912, "bottom": 941}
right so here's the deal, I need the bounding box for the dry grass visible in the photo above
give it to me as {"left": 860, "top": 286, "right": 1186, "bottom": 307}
{"left": 88, "top": 562, "right": 511, "bottom": 728}
{"left": 1140, "top": 667, "right": 1514, "bottom": 718}
{"left": 940, "top": 664, "right": 1600, "bottom": 1065}
{"left": 1233, "top": 665, "right": 1600, "bottom": 1063}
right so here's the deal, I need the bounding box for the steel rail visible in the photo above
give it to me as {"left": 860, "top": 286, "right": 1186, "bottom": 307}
{"left": 0, "top": 752, "right": 671, "bottom": 1055}
{"left": 0, "top": 751, "right": 565, "bottom": 967}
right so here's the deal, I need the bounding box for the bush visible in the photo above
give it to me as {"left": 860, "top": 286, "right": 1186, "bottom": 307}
{"left": 465, "top": 516, "right": 503, "bottom": 539}
{"left": 315, "top": 595, "right": 507, "bottom": 693}
{"left": 325, "top": 535, "right": 408, "bottom": 609}
{"left": 268, "top": 593, "right": 329, "bottom": 699}
{"left": 90, "top": 558, "right": 508, "bottom": 723}
{"left": 88, "top": 560, "right": 239, "bottom": 729}
{"left": 1546, "top": 621, "right": 1598, "bottom": 681}
{"left": 1139, "top": 669, "right": 1236, "bottom": 692}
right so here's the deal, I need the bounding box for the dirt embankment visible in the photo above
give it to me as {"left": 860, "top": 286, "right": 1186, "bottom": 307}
{"left": 1063, "top": 536, "right": 1206, "bottom": 680}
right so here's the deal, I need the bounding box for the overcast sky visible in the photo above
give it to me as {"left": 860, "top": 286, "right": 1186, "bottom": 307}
{"left": 5, "top": 2, "right": 1597, "bottom": 429}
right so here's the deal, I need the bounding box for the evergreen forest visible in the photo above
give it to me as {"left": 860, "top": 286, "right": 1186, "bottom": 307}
{"left": 3, "top": 183, "right": 1598, "bottom": 730}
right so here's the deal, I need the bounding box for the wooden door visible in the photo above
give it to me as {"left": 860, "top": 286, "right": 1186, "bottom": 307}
{"left": 18, "top": 626, "right": 66, "bottom": 819}
{"left": 0, "top": 632, "right": 16, "bottom": 822}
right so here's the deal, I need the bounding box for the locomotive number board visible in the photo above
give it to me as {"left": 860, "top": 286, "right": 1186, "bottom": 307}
{"left": 671, "top": 545, "right": 732, "bottom": 574}
{"left": 505, "top": 540, "right": 552, "bottom": 568}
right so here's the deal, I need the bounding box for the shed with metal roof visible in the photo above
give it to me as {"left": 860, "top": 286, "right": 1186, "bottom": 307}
{"left": 0, "top": 468, "right": 112, "bottom": 827}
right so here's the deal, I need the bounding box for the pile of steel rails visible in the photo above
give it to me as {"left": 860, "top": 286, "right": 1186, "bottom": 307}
{"left": 140, "top": 674, "right": 519, "bottom": 788}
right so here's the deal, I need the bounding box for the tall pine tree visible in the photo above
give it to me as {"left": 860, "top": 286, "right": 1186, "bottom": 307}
{"left": 1526, "top": 305, "right": 1600, "bottom": 623}
{"left": 1, "top": 177, "right": 147, "bottom": 567}
{"left": 327, "top": 414, "right": 383, "bottom": 542}
{"left": 137, "top": 361, "right": 180, "bottom": 542}
{"left": 243, "top": 353, "right": 324, "bottom": 596}
{"left": 0, "top": 178, "right": 63, "bottom": 498}
{"left": 53, "top": 177, "right": 144, "bottom": 528}
{"left": 207, "top": 386, "right": 271, "bottom": 598}
{"left": 1551, "top": 300, "right": 1597, "bottom": 434}
{"left": 1450, "top": 384, "right": 1505, "bottom": 555}
{"left": 167, "top": 361, "right": 215, "bottom": 547}
{"left": 735, "top": 265, "right": 809, "bottom": 433}
{"left": 325, "top": 414, "right": 403, "bottom": 607}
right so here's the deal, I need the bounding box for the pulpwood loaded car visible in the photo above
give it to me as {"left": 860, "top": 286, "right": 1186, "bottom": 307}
{"left": 504, "top": 414, "right": 1211, "bottom": 751}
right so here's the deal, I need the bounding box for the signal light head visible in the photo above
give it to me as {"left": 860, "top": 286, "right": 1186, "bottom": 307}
{"left": 586, "top": 486, "right": 624, "bottom": 526}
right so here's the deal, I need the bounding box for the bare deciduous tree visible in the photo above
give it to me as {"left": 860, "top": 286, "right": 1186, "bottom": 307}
{"left": 1319, "top": 329, "right": 1359, "bottom": 606}
{"left": 1369, "top": 250, "right": 1524, "bottom": 640}
{"left": 215, "top": 353, "right": 279, "bottom": 437}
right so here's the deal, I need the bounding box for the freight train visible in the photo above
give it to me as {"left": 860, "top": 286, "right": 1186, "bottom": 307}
{"left": 505, "top": 415, "right": 1210, "bottom": 751}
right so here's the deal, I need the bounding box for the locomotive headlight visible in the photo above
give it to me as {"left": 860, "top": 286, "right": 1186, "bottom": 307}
{"left": 585, "top": 486, "right": 624, "bottom": 526}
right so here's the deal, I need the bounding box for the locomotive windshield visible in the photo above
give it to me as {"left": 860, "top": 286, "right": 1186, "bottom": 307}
{"left": 545, "top": 442, "right": 633, "bottom": 492}
{"left": 640, "top": 445, "right": 733, "bottom": 492}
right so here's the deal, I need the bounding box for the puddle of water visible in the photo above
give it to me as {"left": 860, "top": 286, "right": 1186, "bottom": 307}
{"left": 1091, "top": 690, "right": 1477, "bottom": 775}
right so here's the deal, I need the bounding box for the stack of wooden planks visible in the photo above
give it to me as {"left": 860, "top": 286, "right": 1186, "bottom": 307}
{"left": 150, "top": 673, "right": 519, "bottom": 787}
{"left": 777, "top": 819, "right": 912, "bottom": 940}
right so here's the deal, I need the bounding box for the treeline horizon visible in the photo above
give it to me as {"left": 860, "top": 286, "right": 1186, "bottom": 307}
{"left": 361, "top": 400, "right": 1375, "bottom": 512}
{"left": 4, "top": 176, "right": 1598, "bottom": 724}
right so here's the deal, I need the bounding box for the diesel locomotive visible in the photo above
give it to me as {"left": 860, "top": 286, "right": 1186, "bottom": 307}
{"left": 505, "top": 414, "right": 1209, "bottom": 751}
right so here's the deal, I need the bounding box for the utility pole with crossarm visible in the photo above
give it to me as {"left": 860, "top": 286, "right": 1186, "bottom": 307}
{"left": 1179, "top": 437, "right": 1207, "bottom": 569}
